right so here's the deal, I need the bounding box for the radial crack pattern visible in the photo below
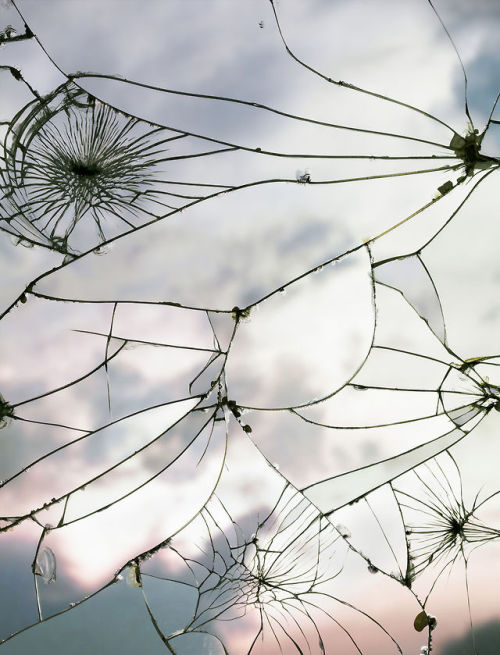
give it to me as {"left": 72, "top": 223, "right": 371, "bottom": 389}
{"left": 0, "top": 1, "right": 499, "bottom": 654}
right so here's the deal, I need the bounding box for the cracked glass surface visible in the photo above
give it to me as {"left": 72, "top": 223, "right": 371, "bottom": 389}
{"left": 1, "top": 0, "right": 499, "bottom": 653}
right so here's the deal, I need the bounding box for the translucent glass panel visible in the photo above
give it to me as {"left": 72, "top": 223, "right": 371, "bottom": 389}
{"left": 1, "top": 0, "right": 500, "bottom": 653}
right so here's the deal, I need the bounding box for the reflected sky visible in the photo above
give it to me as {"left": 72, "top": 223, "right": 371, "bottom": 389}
{"left": 1, "top": 0, "right": 500, "bottom": 653}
